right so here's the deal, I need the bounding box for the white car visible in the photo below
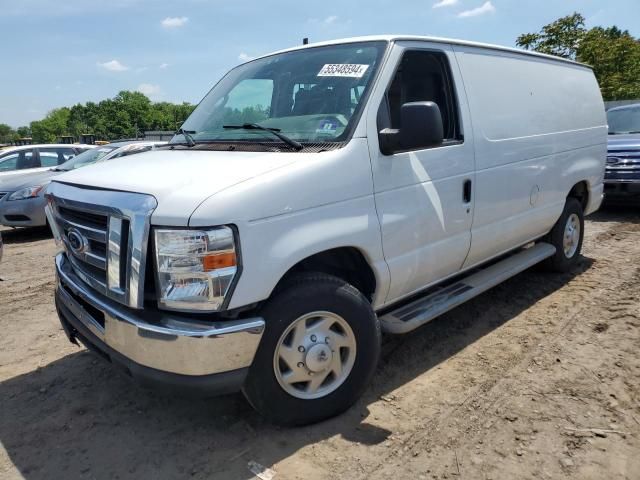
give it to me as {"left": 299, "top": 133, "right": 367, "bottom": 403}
{"left": 0, "top": 144, "right": 94, "bottom": 178}
{"left": 46, "top": 35, "right": 606, "bottom": 425}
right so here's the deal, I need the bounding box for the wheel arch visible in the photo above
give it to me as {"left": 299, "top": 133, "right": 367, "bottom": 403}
{"left": 567, "top": 180, "right": 590, "bottom": 212}
{"left": 273, "top": 246, "right": 378, "bottom": 302}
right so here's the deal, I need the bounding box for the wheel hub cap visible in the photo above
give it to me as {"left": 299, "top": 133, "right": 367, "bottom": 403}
{"left": 273, "top": 311, "right": 357, "bottom": 400}
{"left": 305, "top": 343, "right": 333, "bottom": 373}
{"left": 563, "top": 213, "right": 580, "bottom": 258}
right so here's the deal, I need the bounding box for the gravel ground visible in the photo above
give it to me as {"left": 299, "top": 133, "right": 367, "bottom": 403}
{"left": 0, "top": 206, "right": 639, "bottom": 480}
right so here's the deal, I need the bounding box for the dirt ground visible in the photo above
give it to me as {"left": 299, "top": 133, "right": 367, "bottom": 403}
{"left": 1, "top": 206, "right": 639, "bottom": 480}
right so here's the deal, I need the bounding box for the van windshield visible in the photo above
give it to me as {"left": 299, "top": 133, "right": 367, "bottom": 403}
{"left": 56, "top": 146, "right": 116, "bottom": 171}
{"left": 607, "top": 106, "right": 640, "bottom": 135}
{"left": 175, "top": 41, "right": 387, "bottom": 149}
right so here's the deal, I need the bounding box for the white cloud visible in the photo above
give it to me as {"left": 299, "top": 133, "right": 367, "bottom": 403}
{"left": 137, "top": 83, "right": 162, "bottom": 98}
{"left": 159, "top": 63, "right": 170, "bottom": 69}
{"left": 458, "top": 1, "right": 495, "bottom": 17}
{"left": 324, "top": 15, "right": 338, "bottom": 24}
{"left": 433, "top": 0, "right": 458, "bottom": 8}
{"left": 238, "top": 52, "right": 254, "bottom": 62}
{"left": 161, "top": 16, "right": 188, "bottom": 28}
{"left": 97, "top": 59, "right": 129, "bottom": 72}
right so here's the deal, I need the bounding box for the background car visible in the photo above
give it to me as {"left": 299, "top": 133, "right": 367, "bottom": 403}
{"left": 0, "top": 144, "right": 94, "bottom": 179}
{"left": 604, "top": 103, "right": 640, "bottom": 202}
{"left": 0, "top": 140, "right": 165, "bottom": 228}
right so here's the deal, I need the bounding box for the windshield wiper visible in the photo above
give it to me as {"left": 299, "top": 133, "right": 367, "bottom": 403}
{"left": 223, "top": 123, "right": 303, "bottom": 151}
{"left": 174, "top": 128, "right": 196, "bottom": 147}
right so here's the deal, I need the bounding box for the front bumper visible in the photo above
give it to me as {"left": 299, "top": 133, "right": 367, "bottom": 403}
{"left": 54, "top": 253, "right": 265, "bottom": 394}
{"left": 603, "top": 177, "right": 640, "bottom": 199}
{"left": 0, "top": 194, "right": 47, "bottom": 227}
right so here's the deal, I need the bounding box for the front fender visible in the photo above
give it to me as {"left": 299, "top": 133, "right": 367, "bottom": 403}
{"left": 229, "top": 195, "right": 390, "bottom": 309}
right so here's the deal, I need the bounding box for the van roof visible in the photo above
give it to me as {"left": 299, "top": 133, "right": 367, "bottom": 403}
{"left": 260, "top": 35, "right": 590, "bottom": 69}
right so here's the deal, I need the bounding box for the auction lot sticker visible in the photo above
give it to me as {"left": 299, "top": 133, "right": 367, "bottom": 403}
{"left": 317, "top": 64, "right": 369, "bottom": 78}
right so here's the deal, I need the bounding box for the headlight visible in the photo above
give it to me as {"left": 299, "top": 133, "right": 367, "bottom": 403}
{"left": 154, "top": 227, "right": 238, "bottom": 311}
{"left": 8, "top": 185, "right": 45, "bottom": 201}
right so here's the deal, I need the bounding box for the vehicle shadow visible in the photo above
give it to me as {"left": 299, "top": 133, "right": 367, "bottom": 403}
{"left": 0, "top": 257, "right": 593, "bottom": 480}
{"left": 588, "top": 203, "right": 640, "bottom": 224}
{"left": 0, "top": 226, "right": 52, "bottom": 244}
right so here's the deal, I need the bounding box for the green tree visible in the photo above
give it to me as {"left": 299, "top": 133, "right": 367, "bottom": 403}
{"left": 21, "top": 91, "right": 196, "bottom": 143}
{"left": 16, "top": 126, "right": 31, "bottom": 137}
{"left": 0, "top": 123, "right": 15, "bottom": 143}
{"left": 516, "top": 13, "right": 586, "bottom": 59}
{"left": 517, "top": 13, "right": 640, "bottom": 100}
{"left": 30, "top": 108, "right": 71, "bottom": 143}
{"left": 579, "top": 27, "right": 640, "bottom": 100}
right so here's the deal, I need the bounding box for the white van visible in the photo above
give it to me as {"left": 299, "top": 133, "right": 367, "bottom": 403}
{"left": 46, "top": 36, "right": 606, "bottom": 425}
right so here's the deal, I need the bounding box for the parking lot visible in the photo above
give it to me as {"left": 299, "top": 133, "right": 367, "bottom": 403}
{"left": 0, "top": 206, "right": 639, "bottom": 480}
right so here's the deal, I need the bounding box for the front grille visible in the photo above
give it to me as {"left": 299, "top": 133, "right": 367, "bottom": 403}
{"left": 58, "top": 206, "right": 109, "bottom": 230}
{"left": 47, "top": 182, "right": 157, "bottom": 309}
{"left": 57, "top": 205, "right": 109, "bottom": 286}
{"left": 606, "top": 151, "right": 640, "bottom": 171}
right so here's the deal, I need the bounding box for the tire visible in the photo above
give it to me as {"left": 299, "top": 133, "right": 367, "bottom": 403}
{"left": 541, "top": 197, "right": 584, "bottom": 272}
{"left": 242, "top": 272, "right": 381, "bottom": 426}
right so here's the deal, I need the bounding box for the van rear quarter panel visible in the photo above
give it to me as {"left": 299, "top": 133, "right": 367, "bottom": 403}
{"left": 453, "top": 46, "right": 607, "bottom": 267}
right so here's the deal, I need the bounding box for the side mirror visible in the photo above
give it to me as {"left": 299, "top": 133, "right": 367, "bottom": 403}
{"left": 399, "top": 101, "right": 444, "bottom": 150}
{"left": 378, "top": 101, "right": 444, "bottom": 155}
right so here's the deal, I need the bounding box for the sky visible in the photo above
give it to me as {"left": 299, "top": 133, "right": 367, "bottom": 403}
{"left": 0, "top": 0, "right": 638, "bottom": 128}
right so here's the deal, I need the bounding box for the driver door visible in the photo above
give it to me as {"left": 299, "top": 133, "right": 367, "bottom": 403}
{"left": 365, "top": 41, "right": 476, "bottom": 305}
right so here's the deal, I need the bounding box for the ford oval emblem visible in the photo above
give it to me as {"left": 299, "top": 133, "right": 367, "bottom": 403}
{"left": 606, "top": 156, "right": 621, "bottom": 165}
{"left": 67, "top": 228, "right": 87, "bottom": 254}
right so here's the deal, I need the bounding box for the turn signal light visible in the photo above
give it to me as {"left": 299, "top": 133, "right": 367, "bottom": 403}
{"left": 203, "top": 251, "right": 237, "bottom": 271}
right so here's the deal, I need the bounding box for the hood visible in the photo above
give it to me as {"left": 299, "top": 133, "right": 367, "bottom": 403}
{"left": 0, "top": 169, "right": 60, "bottom": 191}
{"left": 607, "top": 133, "right": 640, "bottom": 151}
{"left": 52, "top": 149, "right": 300, "bottom": 225}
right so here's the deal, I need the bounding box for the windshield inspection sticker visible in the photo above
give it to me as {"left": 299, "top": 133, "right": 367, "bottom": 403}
{"left": 317, "top": 64, "right": 369, "bottom": 78}
{"left": 315, "top": 119, "right": 338, "bottom": 135}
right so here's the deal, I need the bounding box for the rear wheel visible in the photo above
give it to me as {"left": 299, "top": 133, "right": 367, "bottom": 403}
{"left": 242, "top": 273, "right": 381, "bottom": 426}
{"left": 542, "top": 197, "right": 584, "bottom": 272}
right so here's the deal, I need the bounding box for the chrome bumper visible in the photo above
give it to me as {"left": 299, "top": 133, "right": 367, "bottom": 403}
{"left": 55, "top": 253, "right": 265, "bottom": 378}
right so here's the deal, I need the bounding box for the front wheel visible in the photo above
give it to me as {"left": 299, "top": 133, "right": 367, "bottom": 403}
{"left": 242, "top": 273, "right": 381, "bottom": 426}
{"left": 541, "top": 197, "right": 584, "bottom": 272}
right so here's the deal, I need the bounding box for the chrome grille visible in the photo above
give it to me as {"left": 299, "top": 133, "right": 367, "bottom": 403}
{"left": 606, "top": 151, "right": 640, "bottom": 170}
{"left": 46, "top": 182, "right": 157, "bottom": 309}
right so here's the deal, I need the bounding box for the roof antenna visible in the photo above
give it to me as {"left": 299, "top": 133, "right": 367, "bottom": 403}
{"left": 303, "top": 37, "right": 309, "bottom": 45}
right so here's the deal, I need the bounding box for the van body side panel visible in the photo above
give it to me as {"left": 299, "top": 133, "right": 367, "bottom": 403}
{"left": 453, "top": 46, "right": 607, "bottom": 268}
{"left": 365, "top": 42, "right": 476, "bottom": 306}
{"left": 188, "top": 138, "right": 391, "bottom": 310}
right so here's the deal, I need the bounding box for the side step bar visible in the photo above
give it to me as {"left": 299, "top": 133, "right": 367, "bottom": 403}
{"left": 379, "top": 243, "right": 556, "bottom": 334}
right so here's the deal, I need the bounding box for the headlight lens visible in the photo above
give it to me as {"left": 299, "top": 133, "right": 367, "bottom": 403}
{"left": 154, "top": 227, "right": 238, "bottom": 311}
{"left": 8, "top": 185, "right": 45, "bottom": 201}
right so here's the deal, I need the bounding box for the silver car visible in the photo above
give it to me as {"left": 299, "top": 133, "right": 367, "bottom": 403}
{"left": 0, "top": 141, "right": 165, "bottom": 228}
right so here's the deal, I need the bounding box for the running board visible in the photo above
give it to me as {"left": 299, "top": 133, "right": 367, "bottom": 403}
{"left": 379, "top": 243, "right": 556, "bottom": 334}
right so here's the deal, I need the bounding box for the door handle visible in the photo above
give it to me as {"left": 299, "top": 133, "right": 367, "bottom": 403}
{"left": 463, "top": 179, "right": 472, "bottom": 203}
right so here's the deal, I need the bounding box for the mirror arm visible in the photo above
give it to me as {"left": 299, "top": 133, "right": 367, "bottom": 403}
{"left": 378, "top": 128, "right": 400, "bottom": 155}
